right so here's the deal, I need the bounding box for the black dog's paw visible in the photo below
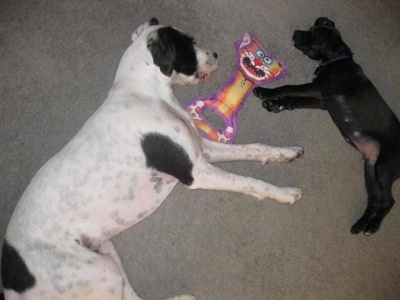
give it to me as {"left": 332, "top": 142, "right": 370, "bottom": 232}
{"left": 254, "top": 88, "right": 292, "bottom": 113}
{"left": 350, "top": 218, "right": 381, "bottom": 235}
{"left": 363, "top": 219, "right": 381, "bottom": 236}
{"left": 262, "top": 99, "right": 292, "bottom": 113}
{"left": 350, "top": 221, "right": 365, "bottom": 235}
{"left": 253, "top": 87, "right": 274, "bottom": 100}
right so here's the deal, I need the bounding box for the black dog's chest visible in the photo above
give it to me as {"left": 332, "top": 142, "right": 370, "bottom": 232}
{"left": 325, "top": 96, "right": 380, "bottom": 159}
{"left": 314, "top": 65, "right": 381, "bottom": 157}
{"left": 326, "top": 96, "right": 359, "bottom": 138}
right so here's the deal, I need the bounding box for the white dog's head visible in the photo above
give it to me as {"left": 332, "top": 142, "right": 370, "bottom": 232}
{"left": 116, "top": 18, "right": 218, "bottom": 86}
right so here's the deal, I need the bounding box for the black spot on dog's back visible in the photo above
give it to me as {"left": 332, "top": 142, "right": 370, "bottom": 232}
{"left": 1, "top": 240, "right": 36, "bottom": 293}
{"left": 141, "top": 133, "right": 193, "bottom": 185}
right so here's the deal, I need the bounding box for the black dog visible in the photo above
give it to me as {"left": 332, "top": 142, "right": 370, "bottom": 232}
{"left": 253, "top": 17, "right": 400, "bottom": 235}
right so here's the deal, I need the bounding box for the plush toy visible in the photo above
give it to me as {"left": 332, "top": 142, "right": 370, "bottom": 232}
{"left": 185, "top": 32, "right": 287, "bottom": 143}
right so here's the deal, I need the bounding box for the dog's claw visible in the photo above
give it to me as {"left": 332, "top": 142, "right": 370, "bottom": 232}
{"left": 364, "top": 219, "right": 381, "bottom": 235}
{"left": 291, "top": 147, "right": 304, "bottom": 161}
{"left": 278, "top": 147, "right": 304, "bottom": 163}
{"left": 262, "top": 100, "right": 285, "bottom": 113}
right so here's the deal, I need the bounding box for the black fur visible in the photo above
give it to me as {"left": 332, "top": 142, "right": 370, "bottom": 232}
{"left": 141, "top": 133, "right": 194, "bottom": 185}
{"left": 147, "top": 27, "right": 198, "bottom": 77}
{"left": 1, "top": 240, "right": 36, "bottom": 293}
{"left": 149, "top": 17, "right": 159, "bottom": 26}
{"left": 253, "top": 17, "right": 400, "bottom": 235}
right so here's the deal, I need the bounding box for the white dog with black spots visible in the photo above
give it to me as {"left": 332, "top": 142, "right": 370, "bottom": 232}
{"left": 1, "top": 18, "right": 303, "bottom": 300}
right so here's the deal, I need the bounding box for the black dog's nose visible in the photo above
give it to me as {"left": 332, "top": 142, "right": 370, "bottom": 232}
{"left": 292, "top": 30, "right": 303, "bottom": 41}
{"left": 292, "top": 30, "right": 308, "bottom": 47}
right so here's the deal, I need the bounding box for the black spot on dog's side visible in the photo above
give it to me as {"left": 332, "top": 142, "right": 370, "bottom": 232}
{"left": 1, "top": 240, "right": 36, "bottom": 293}
{"left": 141, "top": 133, "right": 194, "bottom": 185}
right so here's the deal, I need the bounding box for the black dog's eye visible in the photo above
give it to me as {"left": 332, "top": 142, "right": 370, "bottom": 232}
{"left": 315, "top": 36, "right": 324, "bottom": 43}
{"left": 313, "top": 32, "right": 325, "bottom": 44}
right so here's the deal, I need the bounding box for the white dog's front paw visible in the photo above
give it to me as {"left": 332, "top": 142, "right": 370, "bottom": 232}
{"left": 278, "top": 187, "right": 302, "bottom": 204}
{"left": 280, "top": 147, "right": 304, "bottom": 162}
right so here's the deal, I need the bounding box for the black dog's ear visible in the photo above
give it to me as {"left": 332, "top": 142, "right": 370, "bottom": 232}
{"left": 147, "top": 28, "right": 176, "bottom": 76}
{"left": 315, "top": 17, "right": 336, "bottom": 28}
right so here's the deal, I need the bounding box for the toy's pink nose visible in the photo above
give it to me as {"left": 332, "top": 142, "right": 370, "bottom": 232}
{"left": 255, "top": 58, "right": 262, "bottom": 66}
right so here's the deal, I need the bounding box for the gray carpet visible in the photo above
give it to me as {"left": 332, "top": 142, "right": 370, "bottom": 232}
{"left": 1, "top": 1, "right": 400, "bottom": 299}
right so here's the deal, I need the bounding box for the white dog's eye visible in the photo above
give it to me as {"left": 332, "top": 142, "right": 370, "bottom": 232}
{"left": 256, "top": 50, "right": 265, "bottom": 58}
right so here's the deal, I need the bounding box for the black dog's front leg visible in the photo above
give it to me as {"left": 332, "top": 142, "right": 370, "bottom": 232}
{"left": 254, "top": 83, "right": 325, "bottom": 112}
{"left": 261, "top": 96, "right": 326, "bottom": 113}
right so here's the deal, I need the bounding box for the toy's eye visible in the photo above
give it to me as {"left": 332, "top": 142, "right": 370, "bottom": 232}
{"left": 256, "top": 50, "right": 265, "bottom": 57}
{"left": 264, "top": 57, "right": 272, "bottom": 64}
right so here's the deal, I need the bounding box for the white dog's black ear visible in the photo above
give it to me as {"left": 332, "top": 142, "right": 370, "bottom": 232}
{"left": 315, "top": 17, "right": 335, "bottom": 28}
{"left": 149, "top": 17, "right": 159, "bottom": 26}
{"left": 131, "top": 18, "right": 160, "bottom": 42}
{"left": 147, "top": 28, "right": 176, "bottom": 76}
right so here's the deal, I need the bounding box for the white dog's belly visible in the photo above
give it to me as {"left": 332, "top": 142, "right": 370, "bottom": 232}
{"left": 6, "top": 107, "right": 183, "bottom": 247}
{"left": 7, "top": 160, "right": 178, "bottom": 244}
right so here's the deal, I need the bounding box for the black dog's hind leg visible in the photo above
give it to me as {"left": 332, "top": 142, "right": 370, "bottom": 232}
{"left": 351, "top": 160, "right": 381, "bottom": 234}
{"left": 363, "top": 152, "right": 399, "bottom": 234}
{"left": 351, "top": 154, "right": 398, "bottom": 235}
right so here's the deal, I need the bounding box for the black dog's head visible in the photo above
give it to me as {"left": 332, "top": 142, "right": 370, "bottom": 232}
{"left": 292, "top": 17, "right": 352, "bottom": 63}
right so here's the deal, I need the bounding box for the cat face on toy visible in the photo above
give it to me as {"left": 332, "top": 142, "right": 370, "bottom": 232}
{"left": 237, "top": 33, "right": 284, "bottom": 82}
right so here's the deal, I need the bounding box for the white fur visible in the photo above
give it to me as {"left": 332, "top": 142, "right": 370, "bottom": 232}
{"left": 3, "top": 20, "right": 302, "bottom": 300}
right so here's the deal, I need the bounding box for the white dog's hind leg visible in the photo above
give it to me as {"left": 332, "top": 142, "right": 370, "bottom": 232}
{"left": 201, "top": 139, "right": 303, "bottom": 164}
{"left": 99, "top": 241, "right": 196, "bottom": 300}
{"left": 189, "top": 162, "right": 302, "bottom": 204}
{"left": 98, "top": 241, "right": 143, "bottom": 300}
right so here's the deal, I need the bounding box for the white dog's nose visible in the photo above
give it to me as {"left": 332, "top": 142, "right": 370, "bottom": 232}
{"left": 206, "top": 51, "right": 218, "bottom": 59}
{"left": 204, "top": 50, "right": 218, "bottom": 66}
